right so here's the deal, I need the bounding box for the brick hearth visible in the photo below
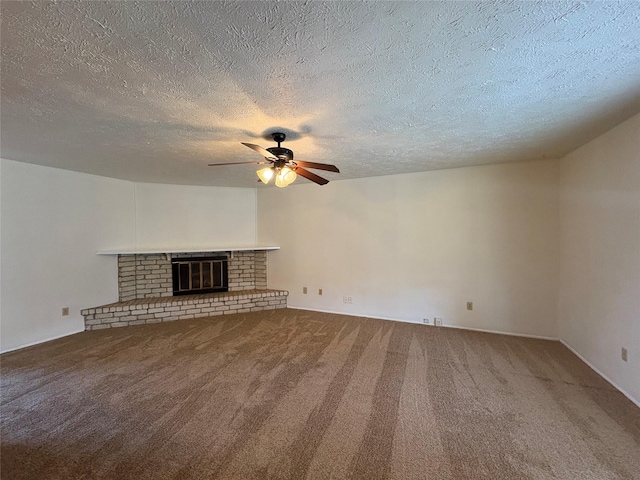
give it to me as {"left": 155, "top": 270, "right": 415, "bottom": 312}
{"left": 81, "top": 289, "right": 288, "bottom": 330}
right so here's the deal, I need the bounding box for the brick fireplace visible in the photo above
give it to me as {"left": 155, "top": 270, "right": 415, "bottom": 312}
{"left": 81, "top": 248, "right": 287, "bottom": 330}
{"left": 117, "top": 250, "right": 267, "bottom": 301}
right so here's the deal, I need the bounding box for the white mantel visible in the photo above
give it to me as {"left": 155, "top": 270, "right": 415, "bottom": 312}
{"left": 96, "top": 246, "right": 279, "bottom": 255}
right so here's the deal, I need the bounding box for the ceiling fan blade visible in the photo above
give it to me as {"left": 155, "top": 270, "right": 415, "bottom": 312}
{"left": 295, "top": 167, "right": 329, "bottom": 185}
{"left": 294, "top": 160, "right": 340, "bottom": 173}
{"left": 242, "top": 142, "right": 277, "bottom": 160}
{"left": 208, "top": 160, "right": 272, "bottom": 166}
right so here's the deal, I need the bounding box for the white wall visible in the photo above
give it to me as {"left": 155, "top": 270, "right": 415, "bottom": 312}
{"left": 3, "top": 113, "right": 637, "bottom": 402}
{"left": 1, "top": 160, "right": 258, "bottom": 352}
{"left": 0, "top": 159, "right": 135, "bottom": 351}
{"left": 258, "top": 160, "right": 560, "bottom": 338}
{"left": 134, "top": 183, "right": 256, "bottom": 249}
{"left": 558, "top": 113, "right": 640, "bottom": 404}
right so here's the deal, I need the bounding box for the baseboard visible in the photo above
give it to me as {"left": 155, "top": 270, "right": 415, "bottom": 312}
{"left": 559, "top": 339, "right": 640, "bottom": 409}
{"left": 0, "top": 328, "right": 85, "bottom": 355}
{"left": 286, "top": 306, "right": 558, "bottom": 341}
{"left": 443, "top": 324, "right": 558, "bottom": 341}
{"left": 287, "top": 305, "right": 434, "bottom": 325}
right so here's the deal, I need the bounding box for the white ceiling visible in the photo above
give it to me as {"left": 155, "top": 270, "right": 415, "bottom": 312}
{"left": 2, "top": 1, "right": 639, "bottom": 187}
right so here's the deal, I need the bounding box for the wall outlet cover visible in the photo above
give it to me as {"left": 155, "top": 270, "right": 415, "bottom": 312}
{"left": 435, "top": 317, "right": 443, "bottom": 326}
{"left": 62, "top": 307, "right": 69, "bottom": 316}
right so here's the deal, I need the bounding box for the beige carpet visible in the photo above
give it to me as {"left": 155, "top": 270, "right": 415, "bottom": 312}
{"left": 1, "top": 309, "right": 639, "bottom": 479}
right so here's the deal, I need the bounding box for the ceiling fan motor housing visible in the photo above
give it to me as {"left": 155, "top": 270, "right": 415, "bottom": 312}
{"left": 266, "top": 147, "right": 294, "bottom": 161}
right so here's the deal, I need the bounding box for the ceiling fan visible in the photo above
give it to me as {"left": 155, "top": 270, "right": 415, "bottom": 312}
{"left": 208, "top": 132, "right": 339, "bottom": 187}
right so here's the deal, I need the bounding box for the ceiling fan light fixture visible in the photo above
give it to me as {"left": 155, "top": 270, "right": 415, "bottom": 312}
{"left": 274, "top": 166, "right": 297, "bottom": 188}
{"left": 257, "top": 167, "right": 274, "bottom": 184}
{"left": 281, "top": 166, "right": 297, "bottom": 185}
{"left": 274, "top": 173, "right": 287, "bottom": 188}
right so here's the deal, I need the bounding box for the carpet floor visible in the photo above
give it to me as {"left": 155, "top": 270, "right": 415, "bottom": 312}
{"left": 1, "top": 309, "right": 639, "bottom": 479}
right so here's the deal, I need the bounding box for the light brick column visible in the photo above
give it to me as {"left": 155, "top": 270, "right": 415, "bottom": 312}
{"left": 255, "top": 250, "right": 267, "bottom": 289}
{"left": 118, "top": 255, "right": 137, "bottom": 301}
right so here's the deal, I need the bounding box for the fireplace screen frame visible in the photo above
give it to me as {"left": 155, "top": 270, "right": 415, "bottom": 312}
{"left": 172, "top": 256, "right": 228, "bottom": 296}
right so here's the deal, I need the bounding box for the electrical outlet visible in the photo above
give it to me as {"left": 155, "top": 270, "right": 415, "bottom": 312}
{"left": 303, "top": 287, "right": 307, "bottom": 294}
{"left": 318, "top": 288, "right": 323, "bottom": 295}
{"left": 622, "top": 347, "right": 628, "bottom": 362}
{"left": 466, "top": 301, "right": 473, "bottom": 311}
{"left": 422, "top": 318, "right": 431, "bottom": 325}
{"left": 434, "top": 317, "right": 443, "bottom": 326}
{"left": 348, "top": 296, "right": 353, "bottom": 304}
{"left": 62, "top": 307, "right": 69, "bottom": 316}
{"left": 343, "top": 296, "right": 348, "bottom": 304}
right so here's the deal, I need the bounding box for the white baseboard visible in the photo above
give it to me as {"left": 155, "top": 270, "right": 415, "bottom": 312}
{"left": 1, "top": 328, "right": 85, "bottom": 354}
{"left": 286, "top": 306, "right": 558, "bottom": 340}
{"left": 559, "top": 339, "right": 640, "bottom": 409}
{"left": 287, "top": 306, "right": 435, "bottom": 326}
{"left": 443, "top": 324, "right": 558, "bottom": 341}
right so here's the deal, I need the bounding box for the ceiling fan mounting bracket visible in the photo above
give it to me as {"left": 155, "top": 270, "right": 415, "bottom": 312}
{"left": 271, "top": 132, "right": 286, "bottom": 146}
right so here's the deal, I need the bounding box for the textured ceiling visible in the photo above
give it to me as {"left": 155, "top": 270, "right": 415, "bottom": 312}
{"left": 2, "top": 1, "right": 639, "bottom": 187}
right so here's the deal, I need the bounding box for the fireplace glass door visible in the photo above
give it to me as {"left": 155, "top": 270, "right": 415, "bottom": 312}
{"left": 172, "top": 257, "right": 228, "bottom": 295}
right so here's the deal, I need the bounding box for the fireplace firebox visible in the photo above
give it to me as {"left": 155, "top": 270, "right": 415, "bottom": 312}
{"left": 172, "top": 256, "right": 228, "bottom": 296}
